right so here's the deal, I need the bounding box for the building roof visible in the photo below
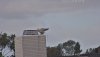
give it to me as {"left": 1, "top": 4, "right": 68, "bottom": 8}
{"left": 23, "top": 30, "right": 38, "bottom": 35}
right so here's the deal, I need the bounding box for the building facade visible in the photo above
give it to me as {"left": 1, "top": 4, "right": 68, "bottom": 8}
{"left": 15, "top": 30, "right": 47, "bottom": 57}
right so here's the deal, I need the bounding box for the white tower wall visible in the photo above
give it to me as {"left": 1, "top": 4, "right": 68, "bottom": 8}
{"left": 15, "top": 35, "right": 47, "bottom": 57}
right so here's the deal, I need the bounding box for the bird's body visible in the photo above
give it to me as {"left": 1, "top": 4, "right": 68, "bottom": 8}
{"left": 37, "top": 28, "right": 49, "bottom": 35}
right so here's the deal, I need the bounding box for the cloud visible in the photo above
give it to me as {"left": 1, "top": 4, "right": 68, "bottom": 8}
{"left": 0, "top": 0, "right": 100, "bottom": 19}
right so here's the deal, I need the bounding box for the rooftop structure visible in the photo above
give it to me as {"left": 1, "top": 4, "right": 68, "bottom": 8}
{"left": 23, "top": 30, "right": 38, "bottom": 35}
{"left": 23, "top": 28, "right": 49, "bottom": 35}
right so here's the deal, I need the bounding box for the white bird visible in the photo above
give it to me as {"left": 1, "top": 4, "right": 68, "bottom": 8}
{"left": 37, "top": 28, "right": 49, "bottom": 35}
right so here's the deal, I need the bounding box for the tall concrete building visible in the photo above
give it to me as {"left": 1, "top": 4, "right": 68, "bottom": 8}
{"left": 15, "top": 29, "right": 48, "bottom": 57}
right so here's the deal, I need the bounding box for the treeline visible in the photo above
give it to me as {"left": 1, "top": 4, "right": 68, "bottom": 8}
{"left": 85, "top": 46, "right": 100, "bottom": 54}
{"left": 0, "top": 33, "right": 99, "bottom": 57}
{"left": 0, "top": 33, "right": 82, "bottom": 57}
{"left": 47, "top": 40, "right": 82, "bottom": 57}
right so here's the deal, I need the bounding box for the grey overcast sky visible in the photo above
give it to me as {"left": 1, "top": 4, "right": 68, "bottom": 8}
{"left": 0, "top": 0, "right": 100, "bottom": 52}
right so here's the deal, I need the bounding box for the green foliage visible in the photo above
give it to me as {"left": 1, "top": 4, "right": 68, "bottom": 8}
{"left": 63, "top": 40, "right": 76, "bottom": 56}
{"left": 0, "top": 52, "right": 2, "bottom": 57}
{"left": 0, "top": 33, "right": 15, "bottom": 57}
{"left": 85, "top": 47, "right": 99, "bottom": 54}
{"left": 0, "top": 33, "right": 9, "bottom": 49}
{"left": 56, "top": 44, "right": 63, "bottom": 56}
{"left": 85, "top": 49, "right": 89, "bottom": 54}
{"left": 63, "top": 40, "right": 76, "bottom": 46}
{"left": 9, "top": 34, "right": 15, "bottom": 51}
{"left": 47, "top": 40, "right": 82, "bottom": 57}
{"left": 0, "top": 52, "right": 4, "bottom": 57}
{"left": 74, "top": 42, "right": 82, "bottom": 55}
{"left": 47, "top": 44, "right": 64, "bottom": 57}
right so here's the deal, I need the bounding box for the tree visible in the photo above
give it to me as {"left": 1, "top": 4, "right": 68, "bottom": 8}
{"left": 0, "top": 52, "right": 3, "bottom": 57}
{"left": 63, "top": 40, "right": 76, "bottom": 56}
{"left": 62, "top": 40, "right": 82, "bottom": 56}
{"left": 86, "top": 48, "right": 94, "bottom": 54}
{"left": 85, "top": 49, "right": 89, "bottom": 54}
{"left": 47, "top": 44, "right": 64, "bottom": 57}
{"left": 0, "top": 33, "right": 9, "bottom": 50}
{"left": 89, "top": 48, "right": 93, "bottom": 53}
{"left": 9, "top": 35, "right": 15, "bottom": 51}
{"left": 74, "top": 42, "right": 82, "bottom": 55}
{"left": 0, "top": 33, "right": 9, "bottom": 57}
{"left": 56, "top": 44, "right": 63, "bottom": 56}
{"left": 9, "top": 34, "right": 15, "bottom": 57}
{"left": 47, "top": 40, "right": 82, "bottom": 57}
{"left": 63, "top": 40, "right": 76, "bottom": 46}
{"left": 85, "top": 48, "right": 98, "bottom": 54}
{"left": 0, "top": 33, "right": 15, "bottom": 57}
